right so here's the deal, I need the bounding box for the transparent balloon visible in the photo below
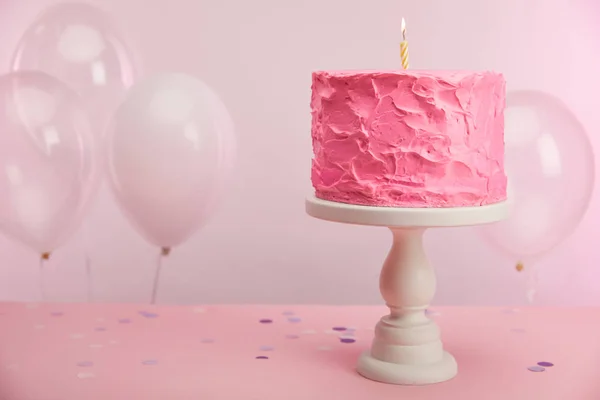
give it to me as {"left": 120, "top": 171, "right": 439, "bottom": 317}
{"left": 479, "top": 90, "right": 595, "bottom": 261}
{"left": 106, "top": 73, "right": 236, "bottom": 249}
{"left": 0, "top": 71, "right": 99, "bottom": 255}
{"left": 10, "top": 2, "right": 139, "bottom": 137}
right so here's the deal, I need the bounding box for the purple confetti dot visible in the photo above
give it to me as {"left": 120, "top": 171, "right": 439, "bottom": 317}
{"left": 282, "top": 311, "right": 295, "bottom": 316}
{"left": 537, "top": 361, "right": 554, "bottom": 367}
{"left": 285, "top": 334, "right": 299, "bottom": 339}
{"left": 77, "top": 361, "right": 94, "bottom": 367}
{"left": 118, "top": 319, "right": 132, "bottom": 324}
{"left": 142, "top": 360, "right": 158, "bottom": 365}
{"left": 332, "top": 326, "right": 346, "bottom": 331}
{"left": 255, "top": 356, "right": 269, "bottom": 360}
{"left": 259, "top": 319, "right": 273, "bottom": 324}
{"left": 139, "top": 311, "right": 159, "bottom": 318}
{"left": 340, "top": 338, "right": 356, "bottom": 344}
{"left": 259, "top": 345, "right": 274, "bottom": 351}
{"left": 287, "top": 317, "right": 302, "bottom": 323}
{"left": 527, "top": 365, "right": 545, "bottom": 372}
{"left": 201, "top": 338, "right": 215, "bottom": 344}
{"left": 50, "top": 312, "right": 64, "bottom": 317}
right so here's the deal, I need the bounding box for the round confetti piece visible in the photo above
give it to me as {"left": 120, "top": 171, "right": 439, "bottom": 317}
{"left": 285, "top": 334, "right": 300, "bottom": 339}
{"left": 259, "top": 345, "right": 274, "bottom": 351}
{"left": 142, "top": 360, "right": 158, "bottom": 365}
{"left": 332, "top": 326, "right": 346, "bottom": 331}
{"left": 139, "top": 311, "right": 159, "bottom": 318}
{"left": 77, "top": 361, "right": 94, "bottom": 367}
{"left": 527, "top": 366, "right": 545, "bottom": 372}
{"left": 287, "top": 317, "right": 302, "bottom": 323}
{"left": 340, "top": 337, "right": 356, "bottom": 344}
{"left": 537, "top": 362, "right": 554, "bottom": 367}
{"left": 255, "top": 356, "right": 269, "bottom": 360}
{"left": 259, "top": 319, "right": 273, "bottom": 324}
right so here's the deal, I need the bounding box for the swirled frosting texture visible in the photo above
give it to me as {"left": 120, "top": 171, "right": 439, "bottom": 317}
{"left": 310, "top": 70, "right": 507, "bottom": 207}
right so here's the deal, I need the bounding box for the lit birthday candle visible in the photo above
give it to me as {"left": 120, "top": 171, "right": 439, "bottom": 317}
{"left": 400, "top": 18, "right": 409, "bottom": 69}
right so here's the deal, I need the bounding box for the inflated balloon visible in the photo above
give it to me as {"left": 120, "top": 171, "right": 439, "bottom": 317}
{"left": 479, "top": 90, "right": 594, "bottom": 262}
{"left": 10, "top": 2, "right": 139, "bottom": 137}
{"left": 0, "top": 71, "right": 99, "bottom": 256}
{"left": 106, "top": 73, "right": 236, "bottom": 251}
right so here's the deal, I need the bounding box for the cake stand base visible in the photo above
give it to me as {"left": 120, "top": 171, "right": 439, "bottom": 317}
{"left": 306, "top": 195, "right": 509, "bottom": 386}
{"left": 357, "top": 350, "right": 457, "bottom": 385}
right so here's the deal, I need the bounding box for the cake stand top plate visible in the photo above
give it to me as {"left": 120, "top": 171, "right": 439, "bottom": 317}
{"left": 306, "top": 195, "right": 509, "bottom": 228}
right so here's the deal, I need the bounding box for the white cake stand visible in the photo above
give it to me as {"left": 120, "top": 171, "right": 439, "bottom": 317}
{"left": 305, "top": 195, "right": 509, "bottom": 385}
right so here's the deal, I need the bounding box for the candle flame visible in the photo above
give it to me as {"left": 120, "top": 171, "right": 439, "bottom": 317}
{"left": 401, "top": 18, "right": 407, "bottom": 40}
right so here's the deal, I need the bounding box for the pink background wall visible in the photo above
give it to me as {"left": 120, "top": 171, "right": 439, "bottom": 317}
{"left": 0, "top": 0, "right": 598, "bottom": 305}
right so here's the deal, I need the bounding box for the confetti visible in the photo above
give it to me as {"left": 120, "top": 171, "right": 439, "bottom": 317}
{"left": 332, "top": 327, "right": 346, "bottom": 331}
{"left": 340, "top": 337, "right": 356, "bottom": 344}
{"left": 70, "top": 333, "right": 85, "bottom": 339}
{"left": 77, "top": 372, "right": 96, "bottom": 379}
{"left": 259, "top": 345, "right": 274, "bottom": 351}
{"left": 255, "top": 356, "right": 269, "bottom": 360}
{"left": 77, "top": 361, "right": 94, "bottom": 367}
{"left": 287, "top": 316, "right": 302, "bottom": 323}
{"left": 139, "top": 311, "right": 159, "bottom": 318}
{"left": 142, "top": 360, "right": 158, "bottom": 365}
{"left": 259, "top": 319, "right": 273, "bottom": 324}
{"left": 527, "top": 366, "right": 545, "bottom": 372}
{"left": 537, "top": 361, "right": 554, "bottom": 367}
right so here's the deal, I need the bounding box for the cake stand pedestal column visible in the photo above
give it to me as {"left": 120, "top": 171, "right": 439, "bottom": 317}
{"left": 306, "top": 195, "right": 508, "bottom": 385}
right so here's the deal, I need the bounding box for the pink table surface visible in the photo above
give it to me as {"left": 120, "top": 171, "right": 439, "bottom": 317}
{"left": 0, "top": 304, "right": 599, "bottom": 400}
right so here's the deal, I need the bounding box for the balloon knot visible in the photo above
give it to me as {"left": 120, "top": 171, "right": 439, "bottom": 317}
{"left": 515, "top": 262, "right": 524, "bottom": 272}
{"left": 161, "top": 247, "right": 171, "bottom": 256}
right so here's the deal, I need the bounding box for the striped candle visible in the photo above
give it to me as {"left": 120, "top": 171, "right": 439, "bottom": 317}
{"left": 400, "top": 18, "right": 409, "bottom": 69}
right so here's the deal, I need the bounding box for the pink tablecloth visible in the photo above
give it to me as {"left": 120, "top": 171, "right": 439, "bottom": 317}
{"left": 0, "top": 303, "right": 598, "bottom": 400}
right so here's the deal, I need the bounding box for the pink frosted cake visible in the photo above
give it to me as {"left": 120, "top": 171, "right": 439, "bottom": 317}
{"left": 310, "top": 70, "right": 507, "bottom": 207}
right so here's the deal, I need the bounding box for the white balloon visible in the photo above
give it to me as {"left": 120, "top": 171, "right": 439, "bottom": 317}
{"left": 106, "top": 73, "right": 236, "bottom": 249}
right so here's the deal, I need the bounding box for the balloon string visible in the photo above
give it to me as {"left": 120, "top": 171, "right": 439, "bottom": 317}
{"left": 151, "top": 249, "right": 168, "bottom": 304}
{"left": 85, "top": 253, "right": 93, "bottom": 303}
{"left": 39, "top": 257, "right": 46, "bottom": 302}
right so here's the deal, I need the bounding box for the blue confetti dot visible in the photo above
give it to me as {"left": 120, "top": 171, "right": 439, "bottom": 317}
{"left": 77, "top": 361, "right": 94, "bottom": 367}
{"left": 287, "top": 317, "right": 302, "bottom": 323}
